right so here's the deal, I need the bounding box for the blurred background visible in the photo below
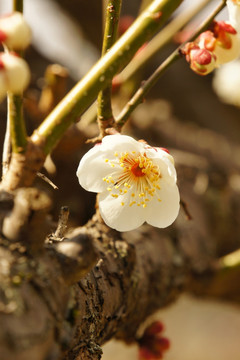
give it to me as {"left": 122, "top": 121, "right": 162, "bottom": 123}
{"left": 1, "top": 1, "right": 240, "bottom": 359}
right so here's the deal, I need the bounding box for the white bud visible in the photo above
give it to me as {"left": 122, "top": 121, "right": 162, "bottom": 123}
{"left": 0, "top": 12, "right": 31, "bottom": 50}
{"left": 0, "top": 52, "right": 30, "bottom": 94}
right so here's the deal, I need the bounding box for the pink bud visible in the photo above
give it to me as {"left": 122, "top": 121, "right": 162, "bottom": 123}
{"left": 189, "top": 47, "right": 216, "bottom": 75}
{"left": 144, "top": 321, "right": 164, "bottom": 337}
{"left": 154, "top": 337, "right": 170, "bottom": 352}
{"left": 197, "top": 31, "right": 216, "bottom": 52}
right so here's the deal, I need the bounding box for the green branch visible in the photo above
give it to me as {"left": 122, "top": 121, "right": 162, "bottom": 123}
{"left": 97, "top": 0, "right": 122, "bottom": 136}
{"left": 13, "top": 0, "right": 23, "bottom": 12}
{"left": 31, "top": 0, "right": 183, "bottom": 154}
{"left": 116, "top": 0, "right": 212, "bottom": 84}
{"left": 8, "top": 94, "right": 27, "bottom": 153}
{"left": 8, "top": 0, "right": 27, "bottom": 154}
{"left": 116, "top": 0, "right": 226, "bottom": 129}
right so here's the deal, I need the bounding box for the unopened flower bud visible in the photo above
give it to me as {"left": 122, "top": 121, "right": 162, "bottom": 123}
{"left": 197, "top": 30, "right": 216, "bottom": 52}
{"left": 183, "top": 43, "right": 216, "bottom": 76}
{"left": 144, "top": 321, "right": 164, "bottom": 337}
{"left": 0, "top": 52, "right": 30, "bottom": 94}
{"left": 0, "top": 12, "right": 31, "bottom": 50}
{"left": 138, "top": 321, "right": 170, "bottom": 360}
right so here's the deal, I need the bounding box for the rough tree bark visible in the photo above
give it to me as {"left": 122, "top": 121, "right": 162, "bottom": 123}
{"left": 0, "top": 167, "right": 239, "bottom": 360}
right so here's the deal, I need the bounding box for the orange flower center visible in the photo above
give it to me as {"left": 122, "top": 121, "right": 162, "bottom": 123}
{"left": 102, "top": 151, "right": 162, "bottom": 208}
{"left": 131, "top": 162, "right": 145, "bottom": 177}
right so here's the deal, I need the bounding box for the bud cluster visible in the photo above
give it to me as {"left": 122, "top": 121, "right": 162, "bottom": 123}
{"left": 182, "top": 0, "right": 240, "bottom": 76}
{"left": 138, "top": 321, "right": 170, "bottom": 360}
{"left": 0, "top": 12, "right": 31, "bottom": 102}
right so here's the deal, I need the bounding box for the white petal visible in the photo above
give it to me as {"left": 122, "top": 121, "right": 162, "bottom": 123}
{"left": 101, "top": 134, "right": 142, "bottom": 153}
{"left": 227, "top": 0, "right": 240, "bottom": 32}
{"left": 214, "top": 34, "right": 240, "bottom": 66}
{"left": 76, "top": 144, "right": 114, "bottom": 193}
{"left": 77, "top": 135, "right": 143, "bottom": 193}
{"left": 147, "top": 150, "right": 177, "bottom": 184}
{"left": 145, "top": 183, "right": 180, "bottom": 228}
{"left": 99, "top": 191, "right": 146, "bottom": 231}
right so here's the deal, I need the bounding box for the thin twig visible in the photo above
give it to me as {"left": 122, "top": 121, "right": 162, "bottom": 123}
{"left": 97, "top": 0, "right": 122, "bottom": 137}
{"left": 116, "top": 0, "right": 226, "bottom": 129}
{"left": 54, "top": 206, "right": 69, "bottom": 239}
{"left": 13, "top": 0, "right": 23, "bottom": 12}
{"left": 36, "top": 172, "right": 58, "bottom": 190}
{"left": 8, "top": 0, "right": 28, "bottom": 154}
{"left": 116, "top": 0, "right": 212, "bottom": 84}
{"left": 2, "top": 98, "right": 12, "bottom": 179}
{"left": 31, "top": 0, "right": 183, "bottom": 154}
{"left": 180, "top": 199, "right": 192, "bottom": 221}
{"left": 8, "top": 93, "right": 28, "bottom": 154}
{"left": 80, "top": 0, "right": 212, "bottom": 130}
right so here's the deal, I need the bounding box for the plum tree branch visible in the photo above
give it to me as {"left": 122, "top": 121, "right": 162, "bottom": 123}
{"left": 0, "top": 210, "right": 239, "bottom": 360}
{"left": 31, "top": 0, "right": 183, "bottom": 155}
{"left": 97, "top": 0, "right": 122, "bottom": 137}
{"left": 116, "top": 0, "right": 227, "bottom": 129}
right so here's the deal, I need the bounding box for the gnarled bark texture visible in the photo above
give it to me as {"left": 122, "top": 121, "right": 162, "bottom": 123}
{"left": 0, "top": 206, "right": 226, "bottom": 360}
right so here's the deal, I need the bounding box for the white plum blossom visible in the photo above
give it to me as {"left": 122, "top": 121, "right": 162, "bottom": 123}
{"left": 227, "top": 0, "right": 240, "bottom": 32}
{"left": 212, "top": 22, "right": 240, "bottom": 66}
{"left": 0, "top": 52, "right": 30, "bottom": 95}
{"left": 197, "top": 22, "right": 240, "bottom": 67}
{"left": 77, "top": 135, "right": 180, "bottom": 232}
{"left": 0, "top": 12, "right": 31, "bottom": 50}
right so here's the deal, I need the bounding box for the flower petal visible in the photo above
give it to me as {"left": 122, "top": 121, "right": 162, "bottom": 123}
{"left": 99, "top": 191, "right": 146, "bottom": 231}
{"left": 146, "top": 149, "right": 177, "bottom": 184}
{"left": 77, "top": 144, "right": 114, "bottom": 192}
{"left": 145, "top": 183, "right": 180, "bottom": 228}
{"left": 101, "top": 134, "right": 142, "bottom": 153}
{"left": 77, "top": 135, "right": 144, "bottom": 193}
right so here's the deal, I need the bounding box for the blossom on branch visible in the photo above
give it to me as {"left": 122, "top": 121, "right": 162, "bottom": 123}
{"left": 198, "top": 22, "right": 240, "bottom": 66}
{"left": 0, "top": 12, "right": 31, "bottom": 51}
{"left": 227, "top": 0, "right": 240, "bottom": 32}
{"left": 182, "top": 20, "right": 240, "bottom": 76}
{"left": 77, "top": 135, "right": 180, "bottom": 232}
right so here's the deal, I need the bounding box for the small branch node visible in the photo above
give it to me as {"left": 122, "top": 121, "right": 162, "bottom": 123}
{"left": 53, "top": 230, "right": 98, "bottom": 285}
{"left": 54, "top": 206, "right": 69, "bottom": 239}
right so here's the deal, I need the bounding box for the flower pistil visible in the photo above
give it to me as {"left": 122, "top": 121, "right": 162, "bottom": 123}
{"left": 102, "top": 150, "right": 162, "bottom": 209}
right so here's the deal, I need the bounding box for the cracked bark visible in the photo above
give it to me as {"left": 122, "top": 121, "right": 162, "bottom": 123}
{"left": 0, "top": 203, "right": 227, "bottom": 360}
